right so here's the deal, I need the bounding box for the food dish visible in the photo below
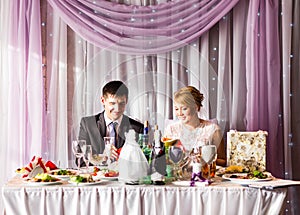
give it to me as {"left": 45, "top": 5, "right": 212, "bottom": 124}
{"left": 93, "top": 168, "right": 119, "bottom": 180}
{"left": 25, "top": 173, "right": 61, "bottom": 183}
{"left": 172, "top": 181, "right": 208, "bottom": 187}
{"left": 49, "top": 169, "right": 78, "bottom": 180}
{"left": 224, "top": 165, "right": 245, "bottom": 173}
{"left": 222, "top": 173, "right": 273, "bottom": 184}
{"left": 15, "top": 167, "right": 26, "bottom": 174}
{"left": 68, "top": 180, "right": 103, "bottom": 186}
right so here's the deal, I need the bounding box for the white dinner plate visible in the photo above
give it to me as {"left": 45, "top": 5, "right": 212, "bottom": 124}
{"left": 98, "top": 176, "right": 118, "bottom": 181}
{"left": 68, "top": 180, "right": 104, "bottom": 186}
{"left": 93, "top": 169, "right": 119, "bottom": 181}
{"left": 24, "top": 180, "right": 62, "bottom": 186}
{"left": 222, "top": 173, "right": 273, "bottom": 184}
{"left": 172, "top": 181, "right": 208, "bottom": 187}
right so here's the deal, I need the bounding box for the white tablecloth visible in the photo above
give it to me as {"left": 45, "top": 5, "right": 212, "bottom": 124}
{"left": 2, "top": 177, "right": 287, "bottom": 215}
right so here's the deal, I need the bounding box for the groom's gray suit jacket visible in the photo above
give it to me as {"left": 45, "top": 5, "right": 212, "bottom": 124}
{"left": 78, "top": 112, "right": 144, "bottom": 154}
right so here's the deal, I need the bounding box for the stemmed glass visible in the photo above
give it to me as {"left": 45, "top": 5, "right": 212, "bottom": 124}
{"left": 169, "top": 146, "right": 184, "bottom": 179}
{"left": 72, "top": 140, "right": 86, "bottom": 172}
{"left": 82, "top": 145, "right": 92, "bottom": 173}
{"left": 200, "top": 145, "right": 217, "bottom": 182}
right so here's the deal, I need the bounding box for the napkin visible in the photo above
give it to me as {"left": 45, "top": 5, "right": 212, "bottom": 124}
{"left": 248, "top": 178, "right": 300, "bottom": 189}
{"left": 22, "top": 156, "right": 47, "bottom": 178}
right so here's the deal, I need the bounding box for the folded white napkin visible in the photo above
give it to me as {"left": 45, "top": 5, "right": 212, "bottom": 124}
{"left": 248, "top": 178, "right": 300, "bottom": 189}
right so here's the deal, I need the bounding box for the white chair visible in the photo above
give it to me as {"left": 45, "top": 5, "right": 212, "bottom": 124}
{"left": 226, "top": 130, "right": 268, "bottom": 171}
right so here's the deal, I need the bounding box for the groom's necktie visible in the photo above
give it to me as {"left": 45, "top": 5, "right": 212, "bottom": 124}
{"left": 109, "top": 122, "right": 118, "bottom": 146}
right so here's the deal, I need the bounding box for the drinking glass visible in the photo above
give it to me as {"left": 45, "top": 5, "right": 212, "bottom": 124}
{"left": 89, "top": 153, "right": 107, "bottom": 166}
{"left": 82, "top": 145, "right": 92, "bottom": 172}
{"left": 104, "top": 137, "right": 115, "bottom": 164}
{"left": 162, "top": 138, "right": 178, "bottom": 178}
{"left": 72, "top": 140, "right": 86, "bottom": 171}
{"left": 200, "top": 145, "right": 217, "bottom": 182}
{"left": 169, "top": 146, "right": 184, "bottom": 179}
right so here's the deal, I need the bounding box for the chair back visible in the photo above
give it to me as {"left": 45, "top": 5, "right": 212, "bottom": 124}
{"left": 226, "top": 130, "right": 268, "bottom": 171}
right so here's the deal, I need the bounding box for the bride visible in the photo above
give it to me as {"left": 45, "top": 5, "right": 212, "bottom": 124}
{"left": 163, "top": 86, "right": 226, "bottom": 166}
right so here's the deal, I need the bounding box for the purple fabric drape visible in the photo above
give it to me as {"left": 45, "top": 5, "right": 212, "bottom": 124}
{"left": 246, "top": 0, "right": 283, "bottom": 177}
{"left": 47, "top": 0, "right": 240, "bottom": 54}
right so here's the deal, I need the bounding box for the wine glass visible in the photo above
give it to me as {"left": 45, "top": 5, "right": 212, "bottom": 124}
{"left": 82, "top": 145, "right": 92, "bottom": 173}
{"left": 169, "top": 146, "right": 184, "bottom": 179}
{"left": 72, "top": 140, "right": 86, "bottom": 171}
{"left": 200, "top": 145, "right": 217, "bottom": 182}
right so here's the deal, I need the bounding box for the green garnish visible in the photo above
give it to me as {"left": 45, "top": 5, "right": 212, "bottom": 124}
{"left": 69, "top": 174, "right": 94, "bottom": 183}
{"left": 248, "top": 170, "right": 268, "bottom": 179}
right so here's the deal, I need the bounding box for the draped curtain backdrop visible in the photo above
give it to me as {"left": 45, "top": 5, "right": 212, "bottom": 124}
{"left": 0, "top": 0, "right": 45, "bottom": 185}
{"left": 1, "top": 0, "right": 300, "bottom": 214}
{"left": 47, "top": 0, "right": 239, "bottom": 54}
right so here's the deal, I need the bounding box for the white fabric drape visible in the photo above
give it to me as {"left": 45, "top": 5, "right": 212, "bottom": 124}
{"left": 0, "top": 1, "right": 44, "bottom": 212}
{"left": 45, "top": 7, "right": 70, "bottom": 167}
{"left": 0, "top": 0, "right": 44, "bottom": 183}
{"left": 3, "top": 179, "right": 287, "bottom": 215}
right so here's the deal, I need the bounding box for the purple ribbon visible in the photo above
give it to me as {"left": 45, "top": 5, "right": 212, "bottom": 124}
{"left": 190, "top": 172, "right": 211, "bottom": 186}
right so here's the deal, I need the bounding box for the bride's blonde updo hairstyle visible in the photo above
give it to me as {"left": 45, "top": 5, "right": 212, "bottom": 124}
{"left": 174, "top": 86, "right": 204, "bottom": 111}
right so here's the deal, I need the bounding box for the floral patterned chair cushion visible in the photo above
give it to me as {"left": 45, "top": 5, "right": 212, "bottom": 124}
{"left": 226, "top": 130, "right": 268, "bottom": 171}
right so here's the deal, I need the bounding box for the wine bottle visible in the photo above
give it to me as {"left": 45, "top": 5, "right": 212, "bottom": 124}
{"left": 142, "top": 120, "right": 149, "bottom": 147}
{"left": 138, "top": 134, "right": 143, "bottom": 148}
{"left": 142, "top": 120, "right": 151, "bottom": 160}
{"left": 143, "top": 120, "right": 149, "bottom": 135}
{"left": 151, "top": 126, "right": 166, "bottom": 175}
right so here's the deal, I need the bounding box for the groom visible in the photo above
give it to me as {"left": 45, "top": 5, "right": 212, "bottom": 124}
{"left": 78, "top": 80, "right": 144, "bottom": 159}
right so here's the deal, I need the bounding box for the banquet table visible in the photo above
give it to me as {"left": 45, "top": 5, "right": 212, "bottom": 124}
{"left": 2, "top": 176, "right": 287, "bottom": 215}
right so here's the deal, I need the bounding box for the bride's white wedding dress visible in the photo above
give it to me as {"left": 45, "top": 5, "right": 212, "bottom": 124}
{"left": 164, "top": 120, "right": 222, "bottom": 151}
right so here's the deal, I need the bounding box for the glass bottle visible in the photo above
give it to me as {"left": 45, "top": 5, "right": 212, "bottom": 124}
{"left": 149, "top": 125, "right": 166, "bottom": 184}
{"left": 138, "top": 133, "right": 143, "bottom": 148}
{"left": 143, "top": 120, "right": 149, "bottom": 147}
{"left": 142, "top": 120, "right": 151, "bottom": 161}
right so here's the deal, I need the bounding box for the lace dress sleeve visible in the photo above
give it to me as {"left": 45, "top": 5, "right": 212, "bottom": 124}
{"left": 195, "top": 122, "right": 222, "bottom": 148}
{"left": 210, "top": 124, "right": 222, "bottom": 148}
